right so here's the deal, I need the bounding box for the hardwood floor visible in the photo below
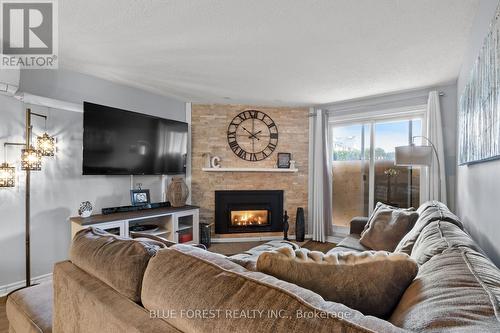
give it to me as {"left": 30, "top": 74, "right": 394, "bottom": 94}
{"left": 208, "top": 241, "right": 265, "bottom": 256}
{"left": 302, "top": 240, "right": 337, "bottom": 253}
{"left": 0, "top": 296, "right": 8, "bottom": 333}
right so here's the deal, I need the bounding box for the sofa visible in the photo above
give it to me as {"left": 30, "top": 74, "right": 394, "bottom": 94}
{"left": 6, "top": 201, "right": 500, "bottom": 332}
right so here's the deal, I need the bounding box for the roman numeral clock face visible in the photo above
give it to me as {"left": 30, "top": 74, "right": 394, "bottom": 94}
{"left": 227, "top": 110, "right": 278, "bottom": 161}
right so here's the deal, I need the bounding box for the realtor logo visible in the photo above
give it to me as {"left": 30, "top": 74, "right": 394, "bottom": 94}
{"left": 1, "top": 0, "right": 58, "bottom": 68}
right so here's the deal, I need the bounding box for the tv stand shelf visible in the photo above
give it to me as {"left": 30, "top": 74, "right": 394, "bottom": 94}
{"left": 177, "top": 224, "right": 193, "bottom": 232}
{"left": 70, "top": 205, "right": 199, "bottom": 245}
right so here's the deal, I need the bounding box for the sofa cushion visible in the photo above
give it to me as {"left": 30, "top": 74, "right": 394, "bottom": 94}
{"left": 326, "top": 246, "right": 362, "bottom": 255}
{"left": 70, "top": 227, "right": 164, "bottom": 302}
{"left": 410, "top": 220, "right": 483, "bottom": 265}
{"left": 360, "top": 203, "right": 418, "bottom": 251}
{"left": 390, "top": 248, "right": 500, "bottom": 332}
{"left": 395, "top": 201, "right": 462, "bottom": 254}
{"left": 6, "top": 282, "right": 53, "bottom": 333}
{"left": 257, "top": 247, "right": 418, "bottom": 318}
{"left": 141, "top": 244, "right": 405, "bottom": 333}
{"left": 53, "top": 261, "right": 181, "bottom": 333}
{"left": 328, "top": 234, "right": 370, "bottom": 254}
{"left": 229, "top": 240, "right": 299, "bottom": 271}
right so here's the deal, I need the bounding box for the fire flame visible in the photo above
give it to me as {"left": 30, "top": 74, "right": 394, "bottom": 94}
{"left": 231, "top": 210, "right": 268, "bottom": 226}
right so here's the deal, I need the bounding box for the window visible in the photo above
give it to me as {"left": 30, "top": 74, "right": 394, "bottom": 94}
{"left": 330, "top": 112, "right": 424, "bottom": 227}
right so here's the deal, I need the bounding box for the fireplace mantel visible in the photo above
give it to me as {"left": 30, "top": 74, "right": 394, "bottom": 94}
{"left": 202, "top": 167, "right": 298, "bottom": 173}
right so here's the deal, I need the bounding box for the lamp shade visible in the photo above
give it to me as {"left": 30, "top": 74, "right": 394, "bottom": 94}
{"left": 395, "top": 145, "right": 432, "bottom": 166}
{"left": 0, "top": 162, "right": 15, "bottom": 187}
{"left": 37, "top": 133, "right": 56, "bottom": 156}
{"left": 21, "top": 146, "right": 42, "bottom": 171}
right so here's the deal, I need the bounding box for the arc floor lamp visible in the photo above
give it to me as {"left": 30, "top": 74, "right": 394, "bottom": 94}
{"left": 394, "top": 135, "right": 441, "bottom": 202}
{"left": 0, "top": 108, "right": 56, "bottom": 287}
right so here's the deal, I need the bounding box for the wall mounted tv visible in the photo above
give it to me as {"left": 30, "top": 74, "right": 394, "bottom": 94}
{"left": 83, "top": 102, "right": 188, "bottom": 175}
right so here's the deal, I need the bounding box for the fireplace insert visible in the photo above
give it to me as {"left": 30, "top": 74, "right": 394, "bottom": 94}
{"left": 230, "top": 209, "right": 270, "bottom": 227}
{"left": 215, "top": 190, "right": 283, "bottom": 234}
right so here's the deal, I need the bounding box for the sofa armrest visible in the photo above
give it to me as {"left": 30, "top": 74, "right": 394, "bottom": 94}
{"left": 350, "top": 217, "right": 369, "bottom": 235}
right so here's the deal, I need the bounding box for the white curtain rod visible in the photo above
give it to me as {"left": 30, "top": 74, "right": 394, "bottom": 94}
{"left": 316, "top": 90, "right": 444, "bottom": 115}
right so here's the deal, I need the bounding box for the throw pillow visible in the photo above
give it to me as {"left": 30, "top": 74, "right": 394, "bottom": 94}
{"left": 361, "top": 202, "right": 400, "bottom": 234}
{"left": 257, "top": 247, "right": 418, "bottom": 318}
{"left": 394, "top": 200, "right": 463, "bottom": 254}
{"left": 359, "top": 203, "right": 418, "bottom": 251}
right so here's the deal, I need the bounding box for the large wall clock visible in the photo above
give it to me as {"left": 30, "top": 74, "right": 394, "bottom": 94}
{"left": 227, "top": 110, "right": 278, "bottom": 161}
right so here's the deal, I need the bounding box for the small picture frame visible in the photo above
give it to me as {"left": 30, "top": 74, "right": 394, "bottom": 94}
{"left": 277, "top": 152, "right": 291, "bottom": 168}
{"left": 130, "top": 189, "right": 151, "bottom": 206}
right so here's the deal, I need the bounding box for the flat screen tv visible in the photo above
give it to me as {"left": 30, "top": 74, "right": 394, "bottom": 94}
{"left": 83, "top": 102, "right": 188, "bottom": 175}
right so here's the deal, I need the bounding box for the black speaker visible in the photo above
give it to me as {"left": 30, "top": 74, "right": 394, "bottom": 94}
{"left": 102, "top": 201, "right": 171, "bottom": 215}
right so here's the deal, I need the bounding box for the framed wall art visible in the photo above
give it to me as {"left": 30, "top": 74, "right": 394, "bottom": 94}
{"left": 459, "top": 4, "right": 500, "bottom": 165}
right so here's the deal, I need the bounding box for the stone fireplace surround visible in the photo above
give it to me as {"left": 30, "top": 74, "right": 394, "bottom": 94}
{"left": 190, "top": 104, "right": 309, "bottom": 236}
{"left": 215, "top": 190, "right": 284, "bottom": 234}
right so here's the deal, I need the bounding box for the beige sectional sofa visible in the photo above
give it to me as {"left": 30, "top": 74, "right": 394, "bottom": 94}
{"left": 329, "top": 201, "right": 500, "bottom": 332}
{"left": 6, "top": 201, "right": 500, "bottom": 332}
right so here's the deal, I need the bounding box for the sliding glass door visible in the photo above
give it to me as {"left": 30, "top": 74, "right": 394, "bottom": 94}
{"left": 331, "top": 116, "right": 423, "bottom": 227}
{"left": 373, "top": 119, "right": 422, "bottom": 209}
{"left": 331, "top": 124, "right": 371, "bottom": 228}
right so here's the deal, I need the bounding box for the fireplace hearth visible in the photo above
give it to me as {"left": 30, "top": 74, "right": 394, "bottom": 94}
{"left": 215, "top": 190, "right": 284, "bottom": 234}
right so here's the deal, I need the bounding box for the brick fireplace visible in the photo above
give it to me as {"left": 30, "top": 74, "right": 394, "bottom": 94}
{"left": 190, "top": 104, "right": 309, "bottom": 235}
{"left": 215, "top": 190, "right": 284, "bottom": 234}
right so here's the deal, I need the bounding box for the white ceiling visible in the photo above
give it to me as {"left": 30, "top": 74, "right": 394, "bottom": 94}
{"left": 60, "top": 0, "right": 480, "bottom": 106}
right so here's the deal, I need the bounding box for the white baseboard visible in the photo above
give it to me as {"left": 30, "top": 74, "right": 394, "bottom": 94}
{"left": 0, "top": 273, "right": 53, "bottom": 296}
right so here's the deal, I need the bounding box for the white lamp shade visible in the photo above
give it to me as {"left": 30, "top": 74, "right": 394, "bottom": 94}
{"left": 395, "top": 145, "right": 432, "bottom": 166}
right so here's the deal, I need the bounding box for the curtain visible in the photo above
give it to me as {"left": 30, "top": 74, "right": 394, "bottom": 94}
{"left": 310, "top": 109, "right": 333, "bottom": 242}
{"left": 425, "top": 91, "right": 447, "bottom": 204}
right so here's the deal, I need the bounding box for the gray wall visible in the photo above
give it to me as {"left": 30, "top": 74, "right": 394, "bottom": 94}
{"left": 456, "top": 0, "right": 500, "bottom": 267}
{"left": 20, "top": 69, "right": 186, "bottom": 121}
{"left": 323, "top": 83, "right": 458, "bottom": 212}
{"left": 0, "top": 70, "right": 186, "bottom": 289}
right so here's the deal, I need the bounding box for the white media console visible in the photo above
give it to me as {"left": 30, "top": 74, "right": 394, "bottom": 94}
{"left": 70, "top": 205, "right": 200, "bottom": 245}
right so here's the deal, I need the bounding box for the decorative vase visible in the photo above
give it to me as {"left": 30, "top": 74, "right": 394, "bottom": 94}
{"left": 283, "top": 210, "right": 289, "bottom": 241}
{"left": 78, "top": 201, "right": 93, "bottom": 218}
{"left": 167, "top": 177, "right": 190, "bottom": 207}
{"left": 295, "top": 207, "right": 305, "bottom": 242}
